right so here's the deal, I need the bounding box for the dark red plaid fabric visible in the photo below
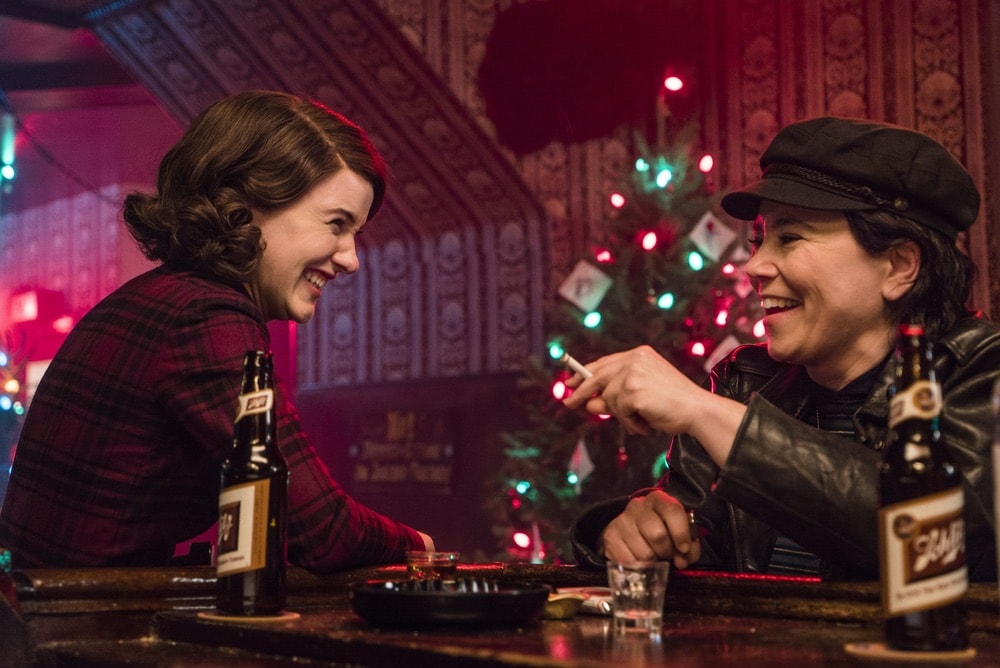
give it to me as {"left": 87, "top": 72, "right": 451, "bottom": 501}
{"left": 0, "top": 267, "right": 422, "bottom": 571}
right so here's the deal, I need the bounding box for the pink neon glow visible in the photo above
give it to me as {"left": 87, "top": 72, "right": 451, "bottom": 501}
{"left": 677, "top": 569, "right": 822, "bottom": 584}
{"left": 52, "top": 316, "right": 75, "bottom": 334}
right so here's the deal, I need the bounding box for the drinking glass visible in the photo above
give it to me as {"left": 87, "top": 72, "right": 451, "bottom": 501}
{"left": 606, "top": 560, "right": 670, "bottom": 639}
{"left": 405, "top": 551, "right": 460, "bottom": 581}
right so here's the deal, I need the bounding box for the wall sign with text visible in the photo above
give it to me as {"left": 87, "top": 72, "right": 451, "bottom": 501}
{"left": 348, "top": 410, "right": 455, "bottom": 494}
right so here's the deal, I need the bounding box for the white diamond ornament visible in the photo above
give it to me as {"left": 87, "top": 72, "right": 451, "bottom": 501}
{"left": 557, "top": 260, "right": 612, "bottom": 313}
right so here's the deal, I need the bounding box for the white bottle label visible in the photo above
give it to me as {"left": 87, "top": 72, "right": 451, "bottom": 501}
{"left": 879, "top": 486, "right": 967, "bottom": 616}
{"left": 217, "top": 479, "right": 271, "bottom": 576}
{"left": 888, "top": 380, "right": 942, "bottom": 428}
{"left": 234, "top": 388, "right": 274, "bottom": 422}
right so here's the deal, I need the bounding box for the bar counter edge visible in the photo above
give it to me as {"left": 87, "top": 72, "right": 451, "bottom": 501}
{"left": 4, "top": 563, "right": 999, "bottom": 666}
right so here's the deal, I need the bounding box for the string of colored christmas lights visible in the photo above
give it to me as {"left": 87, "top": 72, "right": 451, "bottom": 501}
{"left": 488, "top": 74, "right": 765, "bottom": 560}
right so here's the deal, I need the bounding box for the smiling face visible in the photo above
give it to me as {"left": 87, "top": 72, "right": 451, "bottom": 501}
{"left": 745, "top": 202, "right": 899, "bottom": 389}
{"left": 245, "top": 169, "right": 374, "bottom": 323}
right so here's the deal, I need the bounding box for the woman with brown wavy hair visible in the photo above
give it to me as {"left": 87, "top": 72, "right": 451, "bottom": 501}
{"left": 0, "top": 91, "right": 434, "bottom": 570}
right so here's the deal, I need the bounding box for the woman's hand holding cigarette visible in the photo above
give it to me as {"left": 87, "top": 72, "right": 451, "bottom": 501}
{"left": 558, "top": 352, "right": 593, "bottom": 379}
{"left": 561, "top": 345, "right": 750, "bottom": 469}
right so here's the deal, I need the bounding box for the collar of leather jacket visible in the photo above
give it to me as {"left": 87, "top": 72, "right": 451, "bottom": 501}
{"left": 718, "top": 315, "right": 998, "bottom": 452}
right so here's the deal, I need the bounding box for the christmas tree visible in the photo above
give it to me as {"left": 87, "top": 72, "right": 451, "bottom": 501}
{"left": 487, "top": 112, "right": 763, "bottom": 564}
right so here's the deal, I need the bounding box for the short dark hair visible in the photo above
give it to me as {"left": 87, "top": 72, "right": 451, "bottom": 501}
{"left": 845, "top": 209, "right": 975, "bottom": 339}
{"left": 123, "top": 90, "right": 387, "bottom": 284}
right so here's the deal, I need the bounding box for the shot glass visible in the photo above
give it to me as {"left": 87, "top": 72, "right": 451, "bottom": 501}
{"left": 606, "top": 560, "right": 670, "bottom": 639}
{"left": 405, "top": 551, "right": 460, "bottom": 581}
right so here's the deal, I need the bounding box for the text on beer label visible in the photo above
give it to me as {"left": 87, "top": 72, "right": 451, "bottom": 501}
{"left": 235, "top": 388, "right": 274, "bottom": 422}
{"left": 217, "top": 479, "right": 271, "bottom": 576}
{"left": 888, "top": 380, "right": 942, "bottom": 428}
{"left": 879, "top": 486, "right": 967, "bottom": 616}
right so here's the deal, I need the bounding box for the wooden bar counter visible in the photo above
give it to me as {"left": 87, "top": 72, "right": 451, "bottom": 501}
{"left": 5, "top": 562, "right": 1000, "bottom": 666}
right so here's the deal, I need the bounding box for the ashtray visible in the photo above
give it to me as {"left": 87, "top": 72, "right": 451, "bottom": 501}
{"left": 349, "top": 578, "right": 551, "bottom": 628}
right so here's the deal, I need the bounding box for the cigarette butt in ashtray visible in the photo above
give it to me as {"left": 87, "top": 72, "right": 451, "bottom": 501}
{"left": 559, "top": 353, "right": 593, "bottom": 379}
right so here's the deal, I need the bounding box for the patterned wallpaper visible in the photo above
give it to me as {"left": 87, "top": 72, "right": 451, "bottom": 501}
{"left": 0, "top": 0, "right": 995, "bottom": 383}
{"left": 0, "top": 187, "right": 125, "bottom": 318}
{"left": 375, "top": 0, "right": 995, "bottom": 318}
{"left": 718, "top": 0, "right": 991, "bottom": 311}
{"left": 86, "top": 0, "right": 550, "bottom": 388}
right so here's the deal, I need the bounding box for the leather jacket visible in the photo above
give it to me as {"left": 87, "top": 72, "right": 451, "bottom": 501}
{"left": 571, "top": 316, "right": 1000, "bottom": 581}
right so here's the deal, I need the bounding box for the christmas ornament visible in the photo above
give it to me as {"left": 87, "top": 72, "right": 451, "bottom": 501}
{"left": 557, "top": 260, "right": 613, "bottom": 313}
{"left": 568, "top": 438, "right": 595, "bottom": 494}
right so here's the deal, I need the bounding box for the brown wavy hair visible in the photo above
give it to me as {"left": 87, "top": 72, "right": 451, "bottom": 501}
{"left": 123, "top": 90, "right": 387, "bottom": 284}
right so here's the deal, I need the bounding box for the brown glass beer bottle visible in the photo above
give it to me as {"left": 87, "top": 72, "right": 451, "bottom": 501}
{"left": 216, "top": 350, "right": 288, "bottom": 616}
{"left": 879, "top": 324, "right": 967, "bottom": 650}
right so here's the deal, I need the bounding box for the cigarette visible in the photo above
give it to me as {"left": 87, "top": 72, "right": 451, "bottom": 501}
{"left": 559, "top": 352, "right": 593, "bottom": 379}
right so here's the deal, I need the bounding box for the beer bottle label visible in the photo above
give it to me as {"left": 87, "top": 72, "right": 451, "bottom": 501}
{"left": 234, "top": 388, "right": 274, "bottom": 422}
{"left": 888, "top": 380, "right": 942, "bottom": 428}
{"left": 216, "top": 479, "right": 271, "bottom": 576}
{"left": 879, "top": 486, "right": 967, "bottom": 616}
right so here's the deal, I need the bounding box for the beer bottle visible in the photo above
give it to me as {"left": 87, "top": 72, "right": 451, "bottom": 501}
{"left": 216, "top": 350, "right": 288, "bottom": 616}
{"left": 878, "top": 323, "right": 967, "bottom": 650}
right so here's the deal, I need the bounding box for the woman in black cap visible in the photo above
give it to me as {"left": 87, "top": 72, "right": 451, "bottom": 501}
{"left": 564, "top": 117, "right": 1000, "bottom": 581}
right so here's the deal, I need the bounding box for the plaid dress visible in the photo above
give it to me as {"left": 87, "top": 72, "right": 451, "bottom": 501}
{"left": 0, "top": 266, "right": 422, "bottom": 571}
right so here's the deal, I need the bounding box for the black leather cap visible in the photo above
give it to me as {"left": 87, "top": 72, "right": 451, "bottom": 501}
{"left": 721, "top": 117, "right": 980, "bottom": 239}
